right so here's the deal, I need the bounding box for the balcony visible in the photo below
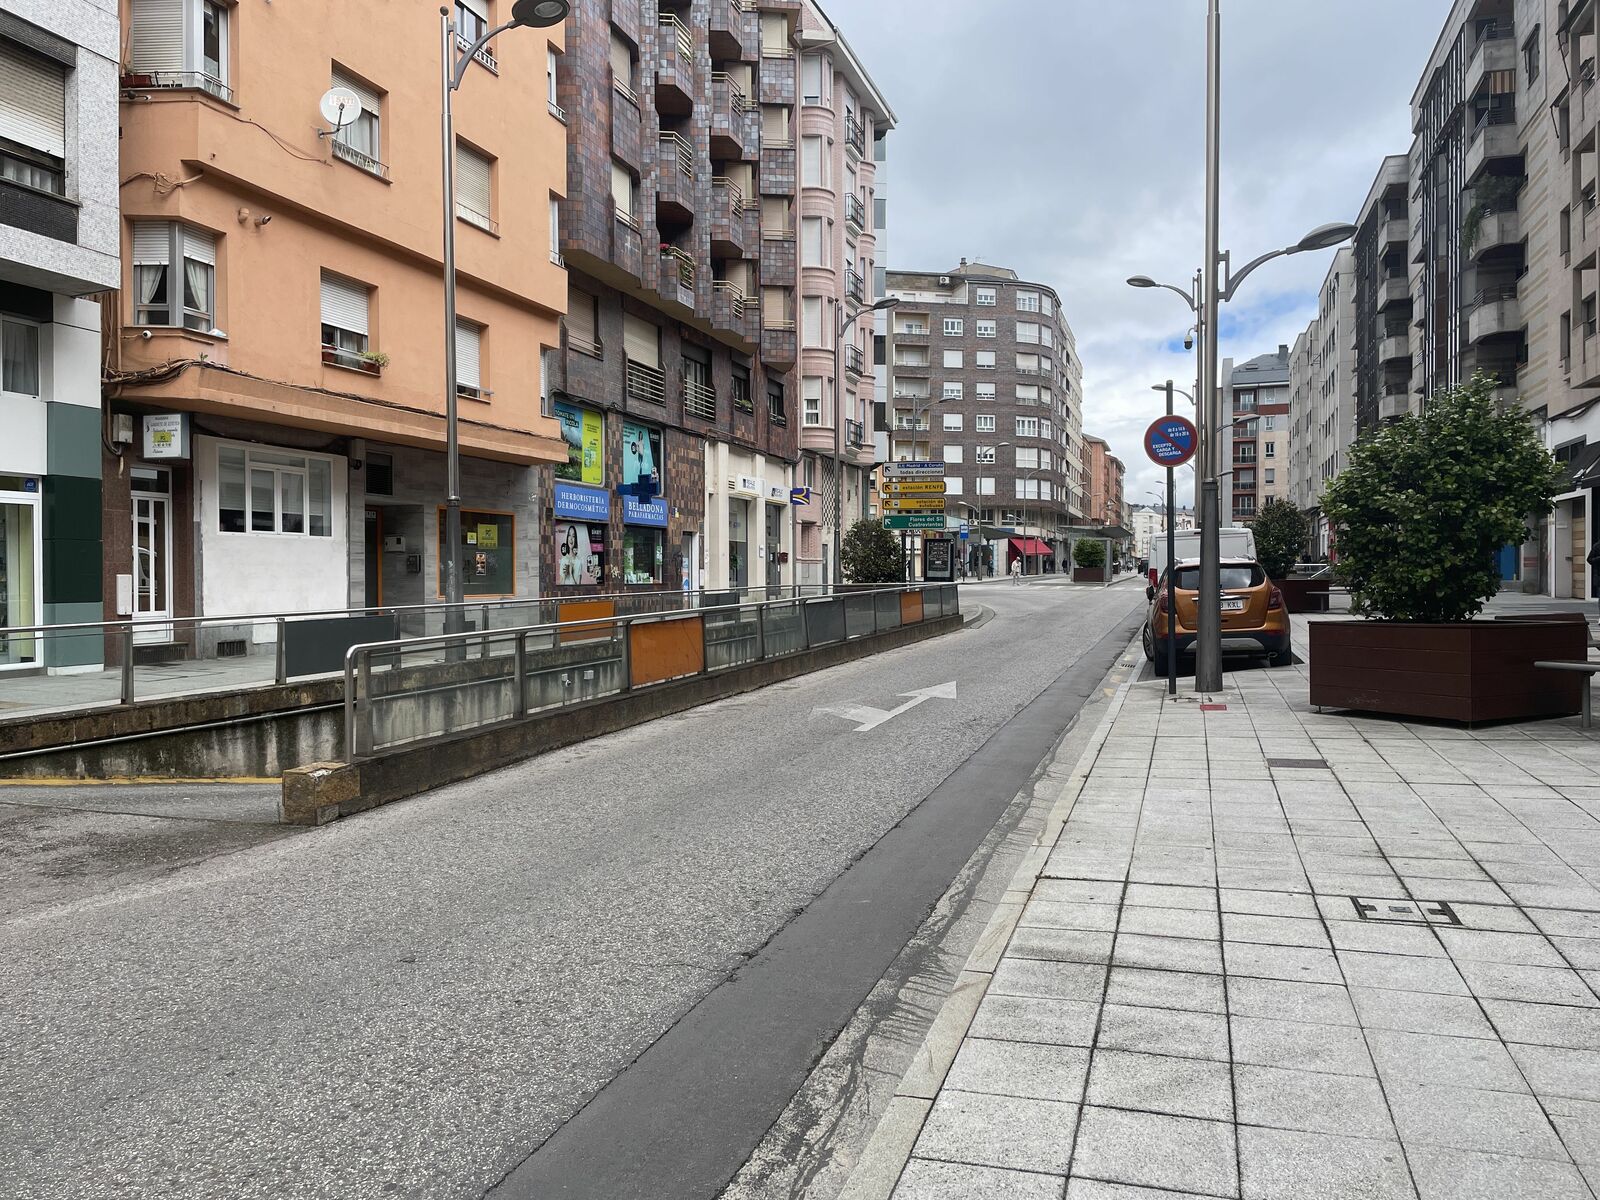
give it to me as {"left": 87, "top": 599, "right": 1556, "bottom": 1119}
{"left": 845, "top": 343, "right": 865, "bottom": 376}
{"left": 1376, "top": 275, "right": 1410, "bottom": 310}
{"left": 845, "top": 192, "right": 866, "bottom": 232}
{"left": 1468, "top": 207, "right": 1521, "bottom": 260}
{"left": 845, "top": 418, "right": 867, "bottom": 447}
{"left": 762, "top": 324, "right": 797, "bottom": 368}
{"left": 682, "top": 375, "right": 717, "bottom": 422}
{"left": 710, "top": 177, "right": 750, "bottom": 257}
{"left": 1467, "top": 284, "right": 1522, "bottom": 343}
{"left": 711, "top": 280, "right": 757, "bottom": 342}
{"left": 894, "top": 358, "right": 930, "bottom": 376}
{"left": 626, "top": 358, "right": 667, "bottom": 405}
{"left": 1465, "top": 110, "right": 1520, "bottom": 182}
{"left": 710, "top": 73, "right": 754, "bottom": 160}
{"left": 1379, "top": 391, "right": 1410, "bottom": 422}
{"left": 845, "top": 267, "right": 865, "bottom": 303}
{"left": 655, "top": 12, "right": 696, "bottom": 116}
{"left": 656, "top": 132, "right": 696, "bottom": 225}
{"left": 708, "top": 0, "right": 756, "bottom": 62}
{"left": 893, "top": 322, "right": 930, "bottom": 340}
{"left": 1380, "top": 217, "right": 1409, "bottom": 254}
{"left": 1412, "top": 215, "right": 1428, "bottom": 264}
{"left": 1378, "top": 332, "right": 1409, "bottom": 363}
{"left": 1466, "top": 23, "right": 1516, "bottom": 99}
{"left": 845, "top": 112, "right": 866, "bottom": 158}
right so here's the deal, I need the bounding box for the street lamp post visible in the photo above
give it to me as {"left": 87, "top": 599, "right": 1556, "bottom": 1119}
{"left": 834, "top": 296, "right": 899, "bottom": 589}
{"left": 438, "top": 0, "right": 569, "bottom": 633}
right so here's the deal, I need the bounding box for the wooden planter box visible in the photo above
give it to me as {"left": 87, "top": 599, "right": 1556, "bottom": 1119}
{"left": 322, "top": 348, "right": 382, "bottom": 375}
{"left": 1073, "top": 566, "right": 1105, "bottom": 583}
{"left": 1274, "top": 577, "right": 1331, "bottom": 614}
{"left": 1309, "top": 619, "right": 1586, "bottom": 724}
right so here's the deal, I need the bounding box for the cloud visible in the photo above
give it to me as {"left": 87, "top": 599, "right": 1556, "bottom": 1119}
{"left": 828, "top": 0, "right": 1453, "bottom": 506}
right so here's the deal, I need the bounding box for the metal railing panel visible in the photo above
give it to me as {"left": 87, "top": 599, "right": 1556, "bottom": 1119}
{"left": 843, "top": 593, "right": 876, "bottom": 639}
{"left": 874, "top": 591, "right": 902, "bottom": 631}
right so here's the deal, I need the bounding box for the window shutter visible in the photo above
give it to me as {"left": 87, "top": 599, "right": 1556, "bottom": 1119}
{"left": 455, "top": 320, "right": 481, "bottom": 389}
{"left": 132, "top": 221, "right": 171, "bottom": 265}
{"left": 320, "top": 272, "right": 369, "bottom": 335}
{"left": 623, "top": 313, "right": 659, "bottom": 366}
{"left": 130, "top": 0, "right": 185, "bottom": 76}
{"left": 567, "top": 287, "right": 596, "bottom": 347}
{"left": 458, "top": 0, "right": 488, "bottom": 18}
{"left": 0, "top": 43, "right": 65, "bottom": 158}
{"left": 331, "top": 68, "right": 382, "bottom": 122}
{"left": 762, "top": 287, "right": 787, "bottom": 323}
{"left": 456, "top": 144, "right": 491, "bottom": 219}
{"left": 760, "top": 13, "right": 787, "bottom": 52}
{"left": 182, "top": 226, "right": 216, "bottom": 266}
{"left": 610, "top": 161, "right": 633, "bottom": 211}
{"left": 762, "top": 105, "right": 788, "bottom": 143}
{"left": 609, "top": 32, "right": 632, "bottom": 85}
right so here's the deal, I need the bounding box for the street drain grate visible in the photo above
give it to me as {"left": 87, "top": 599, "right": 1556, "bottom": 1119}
{"left": 1350, "top": 896, "right": 1462, "bottom": 926}
{"left": 1267, "top": 757, "right": 1329, "bottom": 769}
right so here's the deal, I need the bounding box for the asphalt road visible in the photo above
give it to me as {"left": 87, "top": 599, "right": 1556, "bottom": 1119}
{"left": 0, "top": 578, "right": 1144, "bottom": 1200}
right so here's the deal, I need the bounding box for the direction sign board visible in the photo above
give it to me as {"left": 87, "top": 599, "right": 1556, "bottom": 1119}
{"left": 882, "top": 496, "right": 946, "bottom": 512}
{"left": 881, "top": 480, "right": 947, "bottom": 495}
{"left": 1144, "top": 415, "right": 1198, "bottom": 468}
{"left": 884, "top": 513, "right": 947, "bottom": 530}
{"left": 883, "top": 461, "right": 946, "bottom": 480}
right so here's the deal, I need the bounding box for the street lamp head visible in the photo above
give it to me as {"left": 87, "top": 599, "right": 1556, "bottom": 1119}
{"left": 511, "top": 0, "right": 570, "bottom": 27}
{"left": 1126, "top": 276, "right": 1157, "bottom": 289}
{"left": 869, "top": 297, "right": 901, "bottom": 312}
{"left": 1292, "top": 222, "right": 1358, "bottom": 253}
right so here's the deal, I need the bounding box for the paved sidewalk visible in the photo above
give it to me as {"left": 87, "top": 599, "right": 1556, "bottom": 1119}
{"left": 862, "top": 631, "right": 1600, "bottom": 1199}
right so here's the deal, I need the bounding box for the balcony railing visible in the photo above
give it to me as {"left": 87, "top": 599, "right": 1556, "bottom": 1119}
{"left": 894, "top": 417, "right": 930, "bottom": 430}
{"left": 711, "top": 71, "right": 751, "bottom": 113}
{"left": 455, "top": 31, "right": 498, "bottom": 73}
{"left": 845, "top": 192, "right": 866, "bottom": 230}
{"left": 682, "top": 376, "right": 717, "bottom": 420}
{"left": 626, "top": 358, "right": 667, "bottom": 405}
{"left": 121, "top": 70, "right": 234, "bottom": 104}
{"left": 1473, "top": 282, "right": 1520, "bottom": 308}
{"left": 845, "top": 268, "right": 865, "bottom": 302}
{"left": 332, "top": 138, "right": 390, "bottom": 179}
{"left": 895, "top": 324, "right": 929, "bottom": 336}
{"left": 1468, "top": 105, "right": 1515, "bottom": 146}
{"left": 845, "top": 418, "right": 866, "bottom": 447}
{"left": 712, "top": 175, "right": 750, "bottom": 212}
{"left": 712, "top": 279, "right": 746, "bottom": 317}
{"left": 845, "top": 113, "right": 865, "bottom": 156}
{"left": 845, "top": 344, "right": 865, "bottom": 375}
{"left": 659, "top": 130, "right": 694, "bottom": 178}
{"left": 662, "top": 245, "right": 696, "bottom": 289}
{"left": 659, "top": 11, "right": 694, "bottom": 58}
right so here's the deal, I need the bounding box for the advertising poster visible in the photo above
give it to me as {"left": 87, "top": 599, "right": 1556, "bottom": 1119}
{"left": 621, "top": 421, "right": 663, "bottom": 500}
{"left": 555, "top": 401, "right": 604, "bottom": 485}
{"left": 923, "top": 537, "right": 956, "bottom": 583}
{"left": 556, "top": 521, "right": 606, "bottom": 586}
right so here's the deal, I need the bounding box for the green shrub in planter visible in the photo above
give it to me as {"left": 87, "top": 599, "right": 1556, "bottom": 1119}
{"left": 1254, "top": 499, "right": 1307, "bottom": 580}
{"left": 1322, "top": 373, "right": 1562, "bottom": 623}
{"left": 841, "top": 518, "right": 907, "bottom": 584}
{"left": 1073, "top": 539, "right": 1106, "bottom": 568}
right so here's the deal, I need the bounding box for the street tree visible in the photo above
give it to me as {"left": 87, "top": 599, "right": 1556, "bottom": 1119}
{"left": 841, "top": 518, "right": 907, "bottom": 584}
{"left": 1253, "top": 499, "right": 1307, "bottom": 580}
{"left": 1073, "top": 539, "right": 1106, "bottom": 569}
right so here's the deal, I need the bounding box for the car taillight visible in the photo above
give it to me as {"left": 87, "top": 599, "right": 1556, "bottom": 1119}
{"left": 1148, "top": 569, "right": 1158, "bottom": 588}
{"left": 1268, "top": 586, "right": 1284, "bottom": 611}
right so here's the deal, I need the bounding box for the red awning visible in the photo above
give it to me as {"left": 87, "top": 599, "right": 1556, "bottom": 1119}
{"left": 1009, "top": 537, "right": 1052, "bottom": 556}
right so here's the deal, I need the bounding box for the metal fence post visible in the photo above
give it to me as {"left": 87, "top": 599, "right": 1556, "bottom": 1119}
{"left": 357, "top": 653, "right": 373, "bottom": 756}
{"left": 274, "top": 617, "right": 287, "bottom": 685}
{"left": 480, "top": 604, "right": 491, "bottom": 658}
{"left": 343, "top": 650, "right": 357, "bottom": 759}
{"left": 619, "top": 617, "right": 633, "bottom": 692}
{"left": 756, "top": 600, "right": 767, "bottom": 661}
{"left": 120, "top": 626, "right": 135, "bottom": 705}
{"left": 513, "top": 631, "right": 528, "bottom": 719}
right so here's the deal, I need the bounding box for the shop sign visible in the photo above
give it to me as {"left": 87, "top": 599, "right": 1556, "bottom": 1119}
{"left": 734, "top": 474, "right": 761, "bottom": 496}
{"left": 142, "top": 413, "right": 191, "bottom": 460}
{"left": 622, "top": 494, "right": 669, "bottom": 528}
{"left": 553, "top": 481, "right": 610, "bottom": 522}
{"left": 765, "top": 482, "right": 788, "bottom": 503}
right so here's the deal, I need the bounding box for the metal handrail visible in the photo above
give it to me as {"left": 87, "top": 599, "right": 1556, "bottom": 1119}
{"left": 659, "top": 130, "right": 695, "bottom": 178}
{"left": 659, "top": 11, "right": 694, "bottom": 58}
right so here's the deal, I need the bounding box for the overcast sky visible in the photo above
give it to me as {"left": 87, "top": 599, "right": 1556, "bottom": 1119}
{"left": 829, "top": 0, "right": 1454, "bottom": 511}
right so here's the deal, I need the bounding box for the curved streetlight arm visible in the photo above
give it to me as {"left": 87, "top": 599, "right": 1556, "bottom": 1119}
{"left": 1131, "top": 279, "right": 1201, "bottom": 312}
{"left": 1219, "top": 245, "right": 1296, "bottom": 304}
{"left": 449, "top": 19, "right": 518, "bottom": 91}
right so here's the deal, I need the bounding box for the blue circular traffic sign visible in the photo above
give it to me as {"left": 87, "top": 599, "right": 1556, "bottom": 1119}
{"left": 1144, "top": 414, "right": 1198, "bottom": 468}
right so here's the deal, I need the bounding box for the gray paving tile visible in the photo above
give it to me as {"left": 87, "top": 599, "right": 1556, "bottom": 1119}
{"left": 1096, "top": 1003, "right": 1230, "bottom": 1063}
{"left": 1118, "top": 907, "right": 1222, "bottom": 941}
{"left": 1529, "top": 909, "right": 1600, "bottom": 939}
{"left": 913, "top": 1089, "right": 1077, "bottom": 1175}
{"left": 1483, "top": 998, "right": 1600, "bottom": 1051}
{"left": 1230, "top": 1014, "right": 1376, "bottom": 1077}
{"left": 1511, "top": 1043, "right": 1600, "bottom": 1102}
{"left": 968, "top": 994, "right": 1100, "bottom": 1047}
{"left": 1035, "top": 879, "right": 1126, "bottom": 906}
{"left": 1222, "top": 913, "right": 1331, "bottom": 948}
{"left": 1456, "top": 959, "right": 1600, "bottom": 1007}
{"left": 944, "top": 1039, "right": 1091, "bottom": 1104}
{"left": 1554, "top": 936, "right": 1600, "bottom": 969}
{"left": 1236, "top": 1127, "right": 1415, "bottom": 1200}
{"left": 1336, "top": 950, "right": 1471, "bottom": 996}
{"left": 1085, "top": 1049, "right": 1234, "bottom": 1121}
{"left": 1123, "top": 883, "right": 1219, "bottom": 912}
{"left": 1223, "top": 941, "right": 1342, "bottom": 985}
{"left": 893, "top": 1157, "right": 1066, "bottom": 1200}
{"left": 1071, "top": 1106, "right": 1238, "bottom": 1197}
{"left": 1064, "top": 1181, "right": 1229, "bottom": 1200}
{"left": 989, "top": 959, "right": 1108, "bottom": 1005}
{"left": 1219, "top": 888, "right": 1320, "bottom": 918}
{"left": 1545, "top": 1094, "right": 1600, "bottom": 1164}
{"left": 1105, "top": 967, "right": 1227, "bottom": 1015}
{"left": 1406, "top": 1146, "right": 1592, "bottom": 1200}
{"left": 1234, "top": 1064, "right": 1395, "bottom": 1138}
{"left": 1435, "top": 929, "right": 1569, "bottom": 969}
{"left": 1009, "top": 928, "right": 1116, "bottom": 965}
{"left": 1326, "top": 920, "right": 1448, "bottom": 957}
{"left": 1111, "top": 935, "right": 1224, "bottom": 975}
{"left": 1365, "top": 1028, "right": 1530, "bottom": 1093}
{"left": 1385, "top": 1080, "right": 1568, "bottom": 1160}
{"left": 1348, "top": 986, "right": 1497, "bottom": 1038}
{"left": 1022, "top": 901, "right": 1121, "bottom": 933}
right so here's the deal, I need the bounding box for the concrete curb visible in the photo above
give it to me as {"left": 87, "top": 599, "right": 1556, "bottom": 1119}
{"left": 836, "top": 630, "right": 1145, "bottom": 1200}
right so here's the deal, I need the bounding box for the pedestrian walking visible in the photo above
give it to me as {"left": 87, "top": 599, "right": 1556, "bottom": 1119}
{"left": 1010, "top": 558, "right": 1023, "bottom": 586}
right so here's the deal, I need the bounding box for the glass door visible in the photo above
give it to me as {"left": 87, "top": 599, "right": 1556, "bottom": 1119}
{"left": 131, "top": 468, "right": 173, "bottom": 644}
{"left": 765, "top": 503, "right": 782, "bottom": 591}
{"left": 0, "top": 491, "right": 40, "bottom": 668}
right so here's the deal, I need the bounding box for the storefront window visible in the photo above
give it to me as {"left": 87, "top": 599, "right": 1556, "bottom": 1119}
{"left": 219, "top": 445, "right": 334, "bottom": 536}
{"left": 0, "top": 492, "right": 38, "bottom": 667}
{"left": 555, "top": 520, "right": 606, "bottom": 586}
{"left": 438, "top": 508, "right": 516, "bottom": 596}
{"left": 729, "top": 496, "right": 749, "bottom": 589}
{"left": 623, "top": 527, "right": 664, "bottom": 584}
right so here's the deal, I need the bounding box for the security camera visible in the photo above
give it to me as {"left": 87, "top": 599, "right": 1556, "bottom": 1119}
{"left": 1183, "top": 331, "right": 1194, "bottom": 350}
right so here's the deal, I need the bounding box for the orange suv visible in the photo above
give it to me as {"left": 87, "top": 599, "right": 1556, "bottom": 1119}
{"left": 1142, "top": 558, "right": 1293, "bottom": 668}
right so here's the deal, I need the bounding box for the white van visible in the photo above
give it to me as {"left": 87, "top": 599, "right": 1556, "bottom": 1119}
{"left": 1148, "top": 527, "right": 1257, "bottom": 587}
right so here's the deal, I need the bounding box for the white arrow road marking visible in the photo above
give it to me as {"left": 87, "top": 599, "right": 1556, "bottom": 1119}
{"left": 810, "top": 681, "right": 959, "bottom": 733}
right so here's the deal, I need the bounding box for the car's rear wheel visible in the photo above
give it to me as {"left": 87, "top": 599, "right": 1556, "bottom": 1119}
{"left": 1268, "top": 647, "right": 1294, "bottom": 667}
{"left": 1142, "top": 623, "right": 1156, "bottom": 662}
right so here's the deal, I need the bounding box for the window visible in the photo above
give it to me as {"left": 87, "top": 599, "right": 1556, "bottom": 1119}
{"left": 943, "top": 413, "right": 963, "bottom": 431}
{"left": 1040, "top": 417, "right": 1052, "bottom": 439}
{"left": 802, "top": 296, "right": 825, "bottom": 347}
{"left": 801, "top": 217, "right": 827, "bottom": 266}
{"left": 801, "top": 54, "right": 823, "bottom": 105}
{"left": 976, "top": 320, "right": 996, "bottom": 338}
{"left": 331, "top": 68, "right": 385, "bottom": 175}
{"left": 1265, "top": 442, "right": 1276, "bottom": 458}
{"left": 133, "top": 222, "right": 217, "bottom": 332}
{"left": 1, "top": 316, "right": 39, "bottom": 397}
{"left": 456, "top": 142, "right": 494, "bottom": 231}
{"left": 1016, "top": 291, "right": 1040, "bottom": 312}
{"left": 942, "top": 382, "right": 963, "bottom": 400}
{"left": 456, "top": 0, "right": 489, "bottom": 45}
{"left": 1016, "top": 416, "right": 1039, "bottom": 437}
{"left": 218, "top": 445, "right": 333, "bottom": 537}
{"left": 1040, "top": 295, "right": 1053, "bottom": 317}
{"left": 975, "top": 383, "right": 996, "bottom": 402}
{"left": 946, "top": 477, "right": 964, "bottom": 497}
{"left": 943, "top": 318, "right": 964, "bottom": 336}
{"left": 1039, "top": 326, "right": 1053, "bottom": 348}
{"left": 441, "top": 508, "right": 515, "bottom": 596}
{"left": 768, "top": 378, "right": 787, "bottom": 423}
{"left": 129, "top": 0, "right": 231, "bottom": 100}
{"left": 1017, "top": 321, "right": 1040, "bottom": 344}
{"left": 975, "top": 287, "right": 996, "bottom": 306}
{"left": 762, "top": 104, "right": 793, "bottom": 148}
{"left": 761, "top": 12, "right": 789, "bottom": 56}
{"left": 802, "top": 137, "right": 829, "bottom": 188}
{"left": 1017, "top": 353, "right": 1039, "bottom": 373}
{"left": 761, "top": 196, "right": 791, "bottom": 237}
{"left": 455, "top": 318, "right": 483, "bottom": 398}
{"left": 976, "top": 414, "right": 996, "bottom": 432}
{"left": 611, "top": 159, "right": 639, "bottom": 227}
{"left": 1264, "top": 468, "right": 1275, "bottom": 485}
{"left": 1016, "top": 447, "right": 1040, "bottom": 469}
{"left": 1525, "top": 26, "right": 1541, "bottom": 83}
{"left": 943, "top": 445, "right": 964, "bottom": 464}
{"left": 1264, "top": 415, "right": 1277, "bottom": 431}
{"left": 548, "top": 194, "right": 561, "bottom": 263}
{"left": 623, "top": 527, "right": 665, "bottom": 584}
{"left": 547, "top": 47, "right": 562, "bottom": 117}
{"left": 976, "top": 445, "right": 996, "bottom": 464}
{"left": 976, "top": 478, "right": 996, "bottom": 496}
{"left": 319, "top": 271, "right": 370, "bottom": 365}
{"left": 803, "top": 376, "right": 823, "bottom": 425}
{"left": 975, "top": 350, "right": 996, "bottom": 369}
{"left": 762, "top": 286, "right": 794, "bottom": 328}
{"left": 1016, "top": 384, "right": 1039, "bottom": 403}
{"left": 567, "top": 285, "right": 600, "bottom": 355}
{"left": 1040, "top": 388, "right": 1052, "bottom": 407}
{"left": 0, "top": 42, "right": 66, "bottom": 195}
{"left": 942, "top": 349, "right": 963, "bottom": 368}
{"left": 610, "top": 28, "right": 637, "bottom": 98}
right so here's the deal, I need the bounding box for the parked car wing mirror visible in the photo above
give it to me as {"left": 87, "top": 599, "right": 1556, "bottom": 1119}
{"left": 1146, "top": 586, "right": 1156, "bottom": 601}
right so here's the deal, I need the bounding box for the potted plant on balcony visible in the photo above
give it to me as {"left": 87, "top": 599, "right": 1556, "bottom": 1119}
{"left": 1072, "top": 538, "right": 1106, "bottom": 583}
{"left": 1255, "top": 499, "right": 1323, "bottom": 611}
{"left": 1311, "top": 373, "right": 1578, "bottom": 723}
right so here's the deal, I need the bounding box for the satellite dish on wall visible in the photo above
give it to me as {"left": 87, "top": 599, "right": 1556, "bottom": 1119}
{"left": 318, "top": 87, "right": 363, "bottom": 135}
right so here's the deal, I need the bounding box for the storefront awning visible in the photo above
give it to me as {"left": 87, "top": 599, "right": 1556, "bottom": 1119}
{"left": 1009, "top": 537, "right": 1052, "bottom": 556}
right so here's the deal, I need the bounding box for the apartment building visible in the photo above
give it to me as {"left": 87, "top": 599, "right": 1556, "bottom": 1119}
{"left": 1353, "top": 155, "right": 1414, "bottom": 435}
{"left": 1283, "top": 250, "right": 1357, "bottom": 556}
{"left": 111, "top": 0, "right": 568, "bottom": 651}
{"left": 1257, "top": 391, "right": 1292, "bottom": 506}
{"left": 0, "top": 1, "right": 120, "bottom": 672}
{"left": 1082, "top": 434, "right": 1125, "bottom": 530}
{"left": 789, "top": 0, "right": 894, "bottom": 586}
{"left": 884, "top": 262, "right": 1084, "bottom": 577}
{"left": 1220, "top": 345, "right": 1290, "bottom": 527}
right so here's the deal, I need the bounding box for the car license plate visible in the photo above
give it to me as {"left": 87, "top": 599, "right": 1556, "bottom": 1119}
{"left": 1221, "top": 597, "right": 1246, "bottom": 612}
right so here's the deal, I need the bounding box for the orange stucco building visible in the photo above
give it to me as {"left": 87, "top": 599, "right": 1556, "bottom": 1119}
{"left": 106, "top": 0, "right": 567, "bottom": 639}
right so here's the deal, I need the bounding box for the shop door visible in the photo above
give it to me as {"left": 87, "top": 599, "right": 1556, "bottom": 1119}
{"left": 0, "top": 493, "right": 39, "bottom": 667}
{"left": 364, "top": 509, "right": 383, "bottom": 609}
{"left": 765, "top": 504, "right": 782, "bottom": 591}
{"left": 131, "top": 468, "right": 172, "bottom": 644}
{"left": 1573, "top": 503, "right": 1589, "bottom": 601}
